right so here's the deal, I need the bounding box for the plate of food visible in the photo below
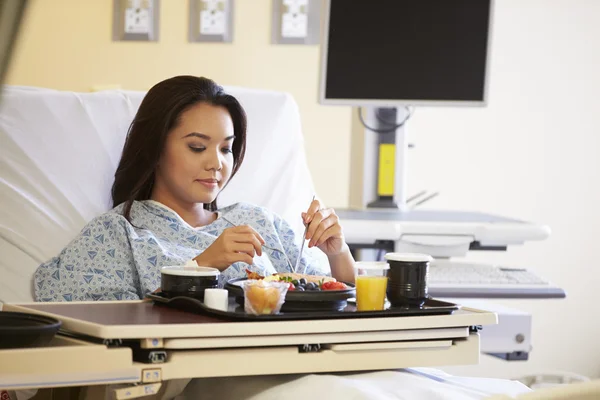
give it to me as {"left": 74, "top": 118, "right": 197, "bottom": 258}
{"left": 224, "top": 270, "right": 356, "bottom": 312}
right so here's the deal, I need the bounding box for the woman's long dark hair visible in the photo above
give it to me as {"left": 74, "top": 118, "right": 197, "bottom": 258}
{"left": 111, "top": 76, "right": 247, "bottom": 220}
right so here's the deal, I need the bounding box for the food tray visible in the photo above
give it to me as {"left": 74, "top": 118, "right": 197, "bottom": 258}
{"left": 146, "top": 292, "right": 460, "bottom": 321}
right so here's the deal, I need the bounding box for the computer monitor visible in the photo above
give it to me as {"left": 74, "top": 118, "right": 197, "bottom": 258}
{"left": 319, "top": 0, "right": 493, "bottom": 107}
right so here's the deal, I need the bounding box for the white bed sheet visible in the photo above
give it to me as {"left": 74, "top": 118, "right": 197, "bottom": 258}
{"left": 173, "top": 369, "right": 531, "bottom": 400}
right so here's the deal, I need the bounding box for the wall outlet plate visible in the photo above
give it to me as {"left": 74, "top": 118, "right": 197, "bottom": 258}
{"left": 272, "top": 0, "right": 320, "bottom": 45}
{"left": 113, "top": 0, "right": 160, "bottom": 41}
{"left": 189, "top": 0, "right": 234, "bottom": 43}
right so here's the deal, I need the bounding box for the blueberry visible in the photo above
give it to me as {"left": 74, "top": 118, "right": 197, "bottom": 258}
{"left": 296, "top": 286, "right": 305, "bottom": 291}
{"left": 299, "top": 278, "right": 307, "bottom": 285}
{"left": 306, "top": 282, "right": 316, "bottom": 290}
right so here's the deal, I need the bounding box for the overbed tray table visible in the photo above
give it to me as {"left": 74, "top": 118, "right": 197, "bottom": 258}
{"left": 1, "top": 300, "right": 497, "bottom": 397}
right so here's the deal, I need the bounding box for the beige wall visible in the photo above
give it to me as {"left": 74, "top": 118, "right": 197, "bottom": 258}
{"left": 6, "top": 0, "right": 352, "bottom": 208}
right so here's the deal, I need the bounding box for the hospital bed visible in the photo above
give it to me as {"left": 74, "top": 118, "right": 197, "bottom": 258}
{"left": 0, "top": 85, "right": 596, "bottom": 399}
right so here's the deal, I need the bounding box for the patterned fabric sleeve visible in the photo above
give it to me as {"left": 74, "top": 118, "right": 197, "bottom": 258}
{"left": 271, "top": 212, "right": 331, "bottom": 276}
{"left": 33, "top": 213, "right": 141, "bottom": 302}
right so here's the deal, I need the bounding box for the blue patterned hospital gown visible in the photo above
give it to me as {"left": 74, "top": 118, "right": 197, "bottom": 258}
{"left": 34, "top": 201, "right": 328, "bottom": 302}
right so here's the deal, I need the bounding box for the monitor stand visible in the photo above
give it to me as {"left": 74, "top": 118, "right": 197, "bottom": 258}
{"left": 360, "top": 107, "right": 410, "bottom": 211}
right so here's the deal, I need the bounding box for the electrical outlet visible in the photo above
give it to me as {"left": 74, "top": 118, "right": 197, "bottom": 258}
{"left": 281, "top": 0, "right": 308, "bottom": 38}
{"left": 272, "top": 0, "right": 318, "bottom": 45}
{"left": 113, "top": 0, "right": 159, "bottom": 41}
{"left": 124, "top": 0, "right": 153, "bottom": 34}
{"left": 200, "top": 0, "right": 227, "bottom": 35}
{"left": 189, "top": 0, "right": 234, "bottom": 42}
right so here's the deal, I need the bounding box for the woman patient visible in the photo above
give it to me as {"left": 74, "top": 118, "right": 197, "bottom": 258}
{"left": 34, "top": 75, "right": 355, "bottom": 302}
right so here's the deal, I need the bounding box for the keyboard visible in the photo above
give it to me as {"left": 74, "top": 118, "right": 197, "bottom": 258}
{"left": 428, "top": 261, "right": 566, "bottom": 299}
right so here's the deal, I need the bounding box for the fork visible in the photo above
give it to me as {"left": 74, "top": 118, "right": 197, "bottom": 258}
{"left": 294, "top": 195, "right": 315, "bottom": 274}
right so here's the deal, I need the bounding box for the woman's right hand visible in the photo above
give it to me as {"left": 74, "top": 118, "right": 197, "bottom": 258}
{"left": 193, "top": 225, "right": 265, "bottom": 270}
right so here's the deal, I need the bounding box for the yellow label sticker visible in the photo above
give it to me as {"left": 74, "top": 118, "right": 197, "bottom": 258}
{"left": 377, "top": 143, "right": 395, "bottom": 196}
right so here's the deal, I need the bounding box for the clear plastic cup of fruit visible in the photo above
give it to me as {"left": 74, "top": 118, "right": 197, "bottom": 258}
{"left": 243, "top": 280, "right": 290, "bottom": 315}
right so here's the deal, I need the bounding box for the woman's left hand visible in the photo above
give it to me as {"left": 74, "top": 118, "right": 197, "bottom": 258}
{"left": 302, "top": 199, "right": 347, "bottom": 257}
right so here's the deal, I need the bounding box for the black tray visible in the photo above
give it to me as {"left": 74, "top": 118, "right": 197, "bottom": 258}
{"left": 224, "top": 277, "right": 356, "bottom": 312}
{"left": 0, "top": 311, "right": 62, "bottom": 349}
{"left": 146, "top": 292, "right": 460, "bottom": 321}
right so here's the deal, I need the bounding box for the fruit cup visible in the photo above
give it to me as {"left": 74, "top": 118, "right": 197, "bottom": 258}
{"left": 243, "top": 280, "right": 289, "bottom": 315}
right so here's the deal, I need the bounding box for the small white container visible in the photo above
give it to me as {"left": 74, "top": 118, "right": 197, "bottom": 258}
{"left": 203, "top": 288, "right": 229, "bottom": 312}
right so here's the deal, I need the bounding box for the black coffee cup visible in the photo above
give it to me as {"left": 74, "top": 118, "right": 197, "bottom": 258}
{"left": 384, "top": 253, "right": 433, "bottom": 308}
{"left": 161, "top": 266, "right": 220, "bottom": 300}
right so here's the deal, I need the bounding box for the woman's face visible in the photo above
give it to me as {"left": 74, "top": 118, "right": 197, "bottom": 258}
{"left": 154, "top": 102, "right": 235, "bottom": 206}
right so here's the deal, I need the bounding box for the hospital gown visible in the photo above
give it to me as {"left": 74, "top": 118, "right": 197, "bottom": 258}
{"left": 34, "top": 200, "right": 327, "bottom": 302}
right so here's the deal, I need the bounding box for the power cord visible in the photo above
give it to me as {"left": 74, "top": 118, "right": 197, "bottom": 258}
{"left": 358, "top": 106, "right": 413, "bottom": 134}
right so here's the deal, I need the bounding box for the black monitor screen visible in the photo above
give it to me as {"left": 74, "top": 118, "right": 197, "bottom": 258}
{"left": 322, "top": 0, "right": 492, "bottom": 104}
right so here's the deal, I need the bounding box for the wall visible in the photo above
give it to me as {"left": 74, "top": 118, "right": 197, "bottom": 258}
{"left": 6, "top": 0, "right": 600, "bottom": 380}
{"left": 406, "top": 0, "right": 600, "bottom": 380}
{"left": 6, "top": 0, "right": 352, "bottom": 208}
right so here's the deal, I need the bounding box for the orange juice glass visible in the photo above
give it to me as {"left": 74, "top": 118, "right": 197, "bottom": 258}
{"left": 355, "top": 262, "right": 389, "bottom": 311}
